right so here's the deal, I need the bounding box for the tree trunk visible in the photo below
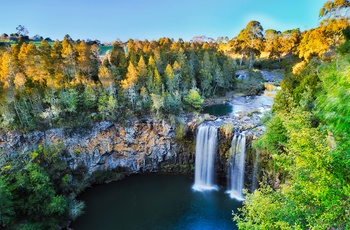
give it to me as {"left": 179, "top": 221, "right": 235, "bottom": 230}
{"left": 249, "top": 52, "right": 253, "bottom": 69}
{"left": 213, "top": 82, "right": 218, "bottom": 95}
{"left": 240, "top": 54, "right": 243, "bottom": 67}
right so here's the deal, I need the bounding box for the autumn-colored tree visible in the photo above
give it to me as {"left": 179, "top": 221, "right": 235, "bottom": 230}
{"left": 0, "top": 51, "right": 16, "bottom": 89}
{"left": 237, "top": 21, "right": 264, "bottom": 68}
{"left": 98, "top": 65, "right": 115, "bottom": 94}
{"left": 39, "top": 40, "right": 54, "bottom": 75}
{"left": 137, "top": 56, "right": 148, "bottom": 88}
{"left": 153, "top": 68, "right": 163, "bottom": 94}
{"left": 76, "top": 40, "right": 98, "bottom": 82}
{"left": 50, "top": 40, "right": 66, "bottom": 89}
{"left": 265, "top": 29, "right": 282, "bottom": 61}
{"left": 121, "top": 62, "right": 139, "bottom": 109}
{"left": 298, "top": 0, "right": 349, "bottom": 61}
{"left": 297, "top": 20, "right": 348, "bottom": 60}
{"left": 228, "top": 37, "right": 248, "bottom": 66}
{"left": 319, "top": 0, "right": 350, "bottom": 20}
{"left": 61, "top": 35, "right": 77, "bottom": 83}
{"left": 280, "top": 28, "right": 301, "bottom": 55}
{"left": 164, "top": 64, "right": 177, "bottom": 93}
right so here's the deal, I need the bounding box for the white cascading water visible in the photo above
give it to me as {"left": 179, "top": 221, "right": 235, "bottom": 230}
{"left": 251, "top": 150, "right": 260, "bottom": 192}
{"left": 193, "top": 125, "right": 218, "bottom": 191}
{"left": 227, "top": 132, "right": 246, "bottom": 200}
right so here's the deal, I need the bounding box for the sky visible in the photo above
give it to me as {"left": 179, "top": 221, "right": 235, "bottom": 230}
{"left": 1, "top": 0, "right": 326, "bottom": 43}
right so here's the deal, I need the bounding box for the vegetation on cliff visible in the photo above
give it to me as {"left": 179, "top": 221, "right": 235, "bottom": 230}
{"left": 234, "top": 1, "right": 350, "bottom": 228}
{"left": 0, "top": 144, "right": 89, "bottom": 229}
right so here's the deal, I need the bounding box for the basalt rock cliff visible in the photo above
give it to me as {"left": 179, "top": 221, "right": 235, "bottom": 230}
{"left": 0, "top": 119, "right": 197, "bottom": 174}
{"left": 0, "top": 113, "right": 264, "bottom": 187}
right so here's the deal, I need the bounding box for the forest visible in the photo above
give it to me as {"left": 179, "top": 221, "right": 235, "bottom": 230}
{"left": 0, "top": 0, "right": 349, "bottom": 229}
{"left": 0, "top": 34, "right": 239, "bottom": 132}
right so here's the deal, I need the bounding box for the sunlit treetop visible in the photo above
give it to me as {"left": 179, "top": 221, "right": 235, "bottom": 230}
{"left": 319, "top": 0, "right": 350, "bottom": 20}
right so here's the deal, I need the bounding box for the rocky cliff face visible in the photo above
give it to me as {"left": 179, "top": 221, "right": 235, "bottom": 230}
{"left": 0, "top": 119, "right": 195, "bottom": 174}
{"left": 0, "top": 112, "right": 265, "bottom": 188}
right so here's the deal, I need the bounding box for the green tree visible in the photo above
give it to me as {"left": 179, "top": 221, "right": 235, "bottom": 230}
{"left": 337, "top": 26, "right": 350, "bottom": 54}
{"left": 235, "top": 42, "right": 350, "bottom": 230}
{"left": 199, "top": 51, "right": 213, "bottom": 96}
{"left": 58, "top": 88, "right": 79, "bottom": 114}
{"left": 82, "top": 84, "right": 99, "bottom": 111}
{"left": 98, "top": 92, "right": 118, "bottom": 120}
{"left": 229, "top": 37, "right": 249, "bottom": 67}
{"left": 222, "top": 57, "right": 236, "bottom": 90}
{"left": 183, "top": 89, "right": 204, "bottom": 110}
{"left": 14, "top": 163, "right": 68, "bottom": 228}
{"left": 175, "top": 48, "right": 192, "bottom": 91}
{"left": 0, "top": 177, "right": 14, "bottom": 228}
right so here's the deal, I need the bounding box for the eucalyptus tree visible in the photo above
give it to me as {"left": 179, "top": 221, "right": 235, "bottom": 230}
{"left": 237, "top": 21, "right": 264, "bottom": 68}
{"left": 16, "top": 25, "right": 28, "bottom": 37}
{"left": 76, "top": 40, "right": 99, "bottom": 83}
{"left": 298, "top": 0, "right": 349, "bottom": 61}
{"left": 61, "top": 35, "right": 77, "bottom": 83}
{"left": 121, "top": 61, "right": 139, "bottom": 110}
{"left": 319, "top": 0, "right": 350, "bottom": 20}
{"left": 280, "top": 29, "right": 301, "bottom": 56}
{"left": 265, "top": 29, "right": 282, "bottom": 61}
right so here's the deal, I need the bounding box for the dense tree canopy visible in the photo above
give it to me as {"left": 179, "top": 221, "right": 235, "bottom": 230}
{"left": 0, "top": 37, "right": 239, "bottom": 131}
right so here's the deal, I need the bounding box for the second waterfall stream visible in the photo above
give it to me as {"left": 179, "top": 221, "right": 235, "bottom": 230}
{"left": 227, "top": 132, "right": 246, "bottom": 201}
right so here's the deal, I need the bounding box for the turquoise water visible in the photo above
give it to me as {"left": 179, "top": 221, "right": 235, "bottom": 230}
{"left": 71, "top": 174, "right": 241, "bottom": 230}
{"left": 202, "top": 104, "right": 233, "bottom": 116}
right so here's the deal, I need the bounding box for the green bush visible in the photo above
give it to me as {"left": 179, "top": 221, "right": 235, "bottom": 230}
{"left": 236, "top": 70, "right": 265, "bottom": 95}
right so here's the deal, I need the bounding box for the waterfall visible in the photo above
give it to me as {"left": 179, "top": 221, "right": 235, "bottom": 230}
{"left": 227, "top": 132, "right": 246, "bottom": 200}
{"left": 251, "top": 150, "right": 260, "bottom": 192}
{"left": 193, "top": 125, "right": 218, "bottom": 191}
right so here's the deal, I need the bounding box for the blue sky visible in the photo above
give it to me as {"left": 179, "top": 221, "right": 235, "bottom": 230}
{"left": 1, "top": 0, "right": 325, "bottom": 42}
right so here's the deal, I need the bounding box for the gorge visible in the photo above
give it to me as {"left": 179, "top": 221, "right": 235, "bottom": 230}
{"left": 0, "top": 93, "right": 272, "bottom": 229}
{"left": 1, "top": 5, "right": 348, "bottom": 227}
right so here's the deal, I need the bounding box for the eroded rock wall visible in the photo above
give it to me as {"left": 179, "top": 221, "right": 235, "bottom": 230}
{"left": 0, "top": 119, "right": 196, "bottom": 174}
{"left": 0, "top": 115, "right": 263, "bottom": 190}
